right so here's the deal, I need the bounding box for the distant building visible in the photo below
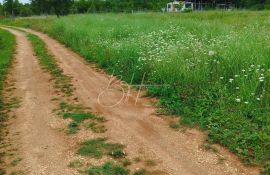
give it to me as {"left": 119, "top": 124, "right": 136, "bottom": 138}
{"left": 166, "top": 0, "right": 234, "bottom": 12}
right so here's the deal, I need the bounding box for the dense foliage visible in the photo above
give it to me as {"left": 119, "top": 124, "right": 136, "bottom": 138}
{"left": 1, "top": 0, "right": 270, "bottom": 17}
{"left": 238, "top": 0, "right": 270, "bottom": 9}
{"left": 71, "top": 0, "right": 169, "bottom": 13}
{"left": 31, "top": 0, "right": 73, "bottom": 17}
{"left": 0, "top": 0, "right": 32, "bottom": 16}
{"left": 1, "top": 12, "right": 269, "bottom": 173}
{"left": 71, "top": 0, "right": 270, "bottom": 13}
{"left": 0, "top": 0, "right": 72, "bottom": 17}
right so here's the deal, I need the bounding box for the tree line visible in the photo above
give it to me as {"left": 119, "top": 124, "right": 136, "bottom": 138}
{"left": 1, "top": 0, "right": 270, "bottom": 17}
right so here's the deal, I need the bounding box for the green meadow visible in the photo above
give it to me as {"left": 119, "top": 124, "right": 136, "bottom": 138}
{"left": 2, "top": 11, "right": 270, "bottom": 172}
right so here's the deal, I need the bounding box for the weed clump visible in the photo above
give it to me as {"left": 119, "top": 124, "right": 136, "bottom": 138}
{"left": 87, "top": 162, "right": 128, "bottom": 175}
{"left": 57, "top": 102, "right": 106, "bottom": 134}
{"left": 78, "top": 137, "right": 125, "bottom": 159}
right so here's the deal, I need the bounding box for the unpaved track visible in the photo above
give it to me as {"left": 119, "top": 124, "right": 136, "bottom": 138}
{"left": 17, "top": 27, "right": 261, "bottom": 175}
{"left": 15, "top": 29, "right": 259, "bottom": 175}
{"left": 2, "top": 28, "right": 77, "bottom": 175}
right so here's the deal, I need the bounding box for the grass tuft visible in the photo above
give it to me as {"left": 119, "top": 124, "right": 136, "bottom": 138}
{"left": 57, "top": 102, "right": 106, "bottom": 134}
{"left": 78, "top": 137, "right": 125, "bottom": 159}
{"left": 87, "top": 162, "right": 128, "bottom": 175}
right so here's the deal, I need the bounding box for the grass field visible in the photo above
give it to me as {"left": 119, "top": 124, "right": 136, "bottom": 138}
{"left": 2, "top": 11, "right": 270, "bottom": 173}
{"left": 0, "top": 29, "right": 15, "bottom": 175}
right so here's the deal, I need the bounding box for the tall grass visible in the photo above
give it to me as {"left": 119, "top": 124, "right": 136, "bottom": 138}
{"left": 0, "top": 28, "right": 15, "bottom": 174}
{"left": 2, "top": 11, "right": 270, "bottom": 172}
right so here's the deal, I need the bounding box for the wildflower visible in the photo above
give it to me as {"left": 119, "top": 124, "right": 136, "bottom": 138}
{"left": 236, "top": 87, "right": 240, "bottom": 90}
{"left": 229, "top": 78, "right": 234, "bottom": 83}
{"left": 235, "top": 98, "right": 241, "bottom": 103}
{"left": 235, "top": 75, "right": 239, "bottom": 78}
{"left": 220, "top": 77, "right": 224, "bottom": 80}
{"left": 208, "top": 50, "right": 215, "bottom": 56}
{"left": 244, "top": 101, "right": 249, "bottom": 104}
{"left": 256, "top": 98, "right": 261, "bottom": 101}
{"left": 259, "top": 77, "right": 264, "bottom": 82}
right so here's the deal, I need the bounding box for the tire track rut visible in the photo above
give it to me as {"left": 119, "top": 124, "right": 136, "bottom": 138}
{"left": 2, "top": 28, "right": 77, "bottom": 175}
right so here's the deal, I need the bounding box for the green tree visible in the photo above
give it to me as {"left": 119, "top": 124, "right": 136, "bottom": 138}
{"left": 31, "top": 0, "right": 73, "bottom": 17}
{"left": 20, "top": 3, "right": 33, "bottom": 16}
{"left": 88, "top": 0, "right": 96, "bottom": 13}
{"left": 3, "top": 0, "right": 14, "bottom": 16}
{"left": 13, "top": 0, "right": 20, "bottom": 16}
{"left": 31, "top": 0, "right": 51, "bottom": 15}
{"left": 0, "top": 4, "right": 4, "bottom": 16}
{"left": 50, "top": 0, "right": 73, "bottom": 17}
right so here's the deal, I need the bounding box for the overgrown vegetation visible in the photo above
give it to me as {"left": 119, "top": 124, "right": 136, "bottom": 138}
{"left": 0, "top": 29, "right": 15, "bottom": 175}
{"left": 27, "top": 34, "right": 73, "bottom": 96}
{"left": 3, "top": 11, "right": 270, "bottom": 173}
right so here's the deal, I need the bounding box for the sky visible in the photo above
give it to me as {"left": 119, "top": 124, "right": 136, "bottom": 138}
{"left": 0, "top": 0, "right": 30, "bottom": 4}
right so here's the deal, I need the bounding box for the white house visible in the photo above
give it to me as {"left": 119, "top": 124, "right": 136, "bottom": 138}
{"left": 166, "top": 0, "right": 194, "bottom": 12}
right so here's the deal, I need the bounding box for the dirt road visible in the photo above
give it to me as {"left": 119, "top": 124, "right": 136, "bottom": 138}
{"left": 18, "top": 27, "right": 260, "bottom": 175}
{"left": 1, "top": 26, "right": 261, "bottom": 175}
{"left": 2, "top": 28, "right": 77, "bottom": 175}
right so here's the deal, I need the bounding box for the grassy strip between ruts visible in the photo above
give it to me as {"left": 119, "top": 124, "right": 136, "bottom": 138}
{"left": 27, "top": 33, "right": 73, "bottom": 96}
{"left": 26, "top": 33, "right": 132, "bottom": 174}
{"left": 0, "top": 29, "right": 16, "bottom": 175}
{"left": 27, "top": 33, "right": 108, "bottom": 135}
